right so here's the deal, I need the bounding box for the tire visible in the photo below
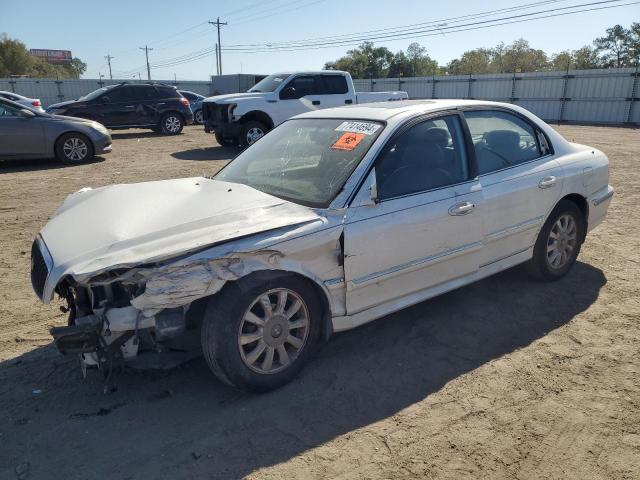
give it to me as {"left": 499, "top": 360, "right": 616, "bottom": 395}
{"left": 529, "top": 200, "right": 585, "bottom": 281}
{"left": 215, "top": 132, "right": 238, "bottom": 147}
{"left": 55, "top": 132, "right": 94, "bottom": 164}
{"left": 240, "top": 120, "right": 269, "bottom": 148}
{"left": 194, "top": 109, "right": 203, "bottom": 125}
{"left": 201, "top": 273, "right": 322, "bottom": 392}
{"left": 159, "top": 112, "right": 184, "bottom": 135}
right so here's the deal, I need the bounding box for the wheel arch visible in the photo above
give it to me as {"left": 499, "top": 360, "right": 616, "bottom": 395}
{"left": 558, "top": 193, "right": 589, "bottom": 242}
{"left": 239, "top": 110, "right": 274, "bottom": 130}
{"left": 54, "top": 130, "right": 95, "bottom": 155}
{"left": 192, "top": 268, "right": 333, "bottom": 341}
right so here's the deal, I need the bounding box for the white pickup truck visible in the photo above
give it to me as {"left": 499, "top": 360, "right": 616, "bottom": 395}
{"left": 202, "top": 70, "right": 408, "bottom": 147}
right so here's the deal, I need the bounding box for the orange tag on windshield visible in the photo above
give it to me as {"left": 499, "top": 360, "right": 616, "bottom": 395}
{"left": 331, "top": 132, "right": 365, "bottom": 151}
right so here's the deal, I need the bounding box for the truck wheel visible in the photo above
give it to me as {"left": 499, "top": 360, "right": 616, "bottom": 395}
{"left": 215, "top": 132, "right": 238, "bottom": 147}
{"left": 241, "top": 121, "right": 268, "bottom": 148}
{"left": 201, "top": 274, "right": 322, "bottom": 392}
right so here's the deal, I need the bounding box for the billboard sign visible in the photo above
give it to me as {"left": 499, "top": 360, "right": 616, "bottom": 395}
{"left": 29, "top": 49, "right": 72, "bottom": 64}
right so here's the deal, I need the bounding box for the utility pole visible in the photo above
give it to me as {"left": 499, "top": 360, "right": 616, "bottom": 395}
{"left": 104, "top": 54, "right": 114, "bottom": 79}
{"left": 215, "top": 44, "right": 219, "bottom": 76}
{"left": 208, "top": 18, "right": 227, "bottom": 75}
{"left": 139, "top": 45, "right": 153, "bottom": 81}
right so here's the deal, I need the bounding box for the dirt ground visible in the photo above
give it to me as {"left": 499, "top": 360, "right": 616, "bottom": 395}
{"left": 0, "top": 124, "right": 638, "bottom": 480}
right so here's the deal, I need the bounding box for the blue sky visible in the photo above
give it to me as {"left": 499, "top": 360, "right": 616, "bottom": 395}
{"left": 1, "top": 0, "right": 638, "bottom": 80}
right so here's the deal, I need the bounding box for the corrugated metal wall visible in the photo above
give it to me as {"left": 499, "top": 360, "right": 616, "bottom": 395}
{"left": 0, "top": 78, "right": 216, "bottom": 107}
{"left": 2, "top": 68, "right": 638, "bottom": 124}
{"left": 354, "top": 67, "right": 640, "bottom": 125}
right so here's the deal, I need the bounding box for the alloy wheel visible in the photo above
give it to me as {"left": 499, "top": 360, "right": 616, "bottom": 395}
{"left": 165, "top": 116, "right": 181, "bottom": 133}
{"left": 238, "top": 288, "right": 310, "bottom": 374}
{"left": 246, "top": 127, "right": 264, "bottom": 145}
{"left": 546, "top": 214, "right": 578, "bottom": 269}
{"left": 62, "top": 137, "right": 88, "bottom": 161}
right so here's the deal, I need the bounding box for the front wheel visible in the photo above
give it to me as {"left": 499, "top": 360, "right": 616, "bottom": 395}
{"left": 194, "top": 109, "right": 203, "bottom": 124}
{"left": 160, "top": 112, "right": 184, "bottom": 135}
{"left": 201, "top": 274, "right": 322, "bottom": 392}
{"left": 240, "top": 121, "right": 268, "bottom": 148}
{"left": 215, "top": 132, "right": 238, "bottom": 147}
{"left": 55, "top": 133, "right": 94, "bottom": 164}
{"left": 529, "top": 200, "right": 585, "bottom": 280}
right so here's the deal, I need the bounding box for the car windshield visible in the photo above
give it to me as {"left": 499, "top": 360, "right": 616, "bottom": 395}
{"left": 215, "top": 118, "right": 384, "bottom": 208}
{"left": 248, "top": 74, "right": 291, "bottom": 93}
{"left": 79, "top": 85, "right": 114, "bottom": 101}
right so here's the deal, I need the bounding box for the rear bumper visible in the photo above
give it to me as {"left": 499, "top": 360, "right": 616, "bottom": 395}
{"left": 587, "top": 184, "right": 614, "bottom": 232}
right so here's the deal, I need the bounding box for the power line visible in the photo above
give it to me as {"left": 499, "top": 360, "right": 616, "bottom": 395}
{"left": 147, "top": 0, "right": 636, "bottom": 69}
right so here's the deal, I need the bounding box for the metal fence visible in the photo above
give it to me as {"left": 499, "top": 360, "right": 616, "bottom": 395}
{"left": 353, "top": 67, "right": 640, "bottom": 125}
{"left": 2, "top": 68, "right": 639, "bottom": 124}
{"left": 0, "top": 78, "right": 216, "bottom": 108}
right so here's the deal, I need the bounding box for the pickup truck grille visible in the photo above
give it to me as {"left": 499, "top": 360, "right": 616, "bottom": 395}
{"left": 31, "top": 239, "right": 49, "bottom": 300}
{"left": 202, "top": 103, "right": 229, "bottom": 126}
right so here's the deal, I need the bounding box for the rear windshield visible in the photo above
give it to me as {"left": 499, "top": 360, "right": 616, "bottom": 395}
{"left": 248, "top": 74, "right": 291, "bottom": 93}
{"left": 215, "top": 118, "right": 384, "bottom": 208}
{"left": 156, "top": 86, "right": 181, "bottom": 98}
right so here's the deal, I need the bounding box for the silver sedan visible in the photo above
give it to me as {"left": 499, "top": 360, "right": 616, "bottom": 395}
{"left": 31, "top": 100, "right": 613, "bottom": 392}
{"left": 0, "top": 97, "right": 112, "bottom": 164}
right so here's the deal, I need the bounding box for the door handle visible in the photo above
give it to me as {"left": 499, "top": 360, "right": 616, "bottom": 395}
{"left": 124, "top": 105, "right": 135, "bottom": 108}
{"left": 448, "top": 201, "right": 476, "bottom": 216}
{"left": 538, "top": 176, "right": 557, "bottom": 189}
{"left": 312, "top": 100, "right": 320, "bottom": 105}
{"left": 156, "top": 102, "right": 166, "bottom": 106}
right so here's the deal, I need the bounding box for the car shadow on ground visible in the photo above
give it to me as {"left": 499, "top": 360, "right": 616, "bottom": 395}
{"left": 109, "top": 131, "right": 164, "bottom": 140}
{"left": 0, "top": 262, "right": 606, "bottom": 480}
{"left": 0, "top": 156, "right": 106, "bottom": 174}
{"left": 171, "top": 146, "right": 238, "bottom": 161}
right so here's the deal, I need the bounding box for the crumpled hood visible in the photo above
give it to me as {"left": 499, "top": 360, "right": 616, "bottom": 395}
{"left": 40, "top": 177, "right": 323, "bottom": 284}
{"left": 203, "top": 92, "right": 273, "bottom": 104}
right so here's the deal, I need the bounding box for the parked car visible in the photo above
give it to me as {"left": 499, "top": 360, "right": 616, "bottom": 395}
{"left": 32, "top": 100, "right": 613, "bottom": 392}
{"left": 45, "top": 83, "right": 193, "bottom": 135}
{"left": 179, "top": 90, "right": 205, "bottom": 124}
{"left": 0, "top": 97, "right": 111, "bottom": 164}
{"left": 202, "top": 70, "right": 408, "bottom": 147}
{"left": 0, "top": 90, "right": 45, "bottom": 112}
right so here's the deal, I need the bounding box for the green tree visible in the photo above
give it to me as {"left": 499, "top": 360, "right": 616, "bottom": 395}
{"left": 498, "top": 39, "right": 548, "bottom": 73}
{"left": 594, "top": 24, "right": 631, "bottom": 67}
{"left": 64, "top": 58, "right": 87, "bottom": 78}
{"left": 324, "top": 42, "right": 395, "bottom": 78}
{"left": 447, "top": 48, "right": 493, "bottom": 74}
{"left": 627, "top": 22, "right": 640, "bottom": 64}
{"left": 388, "top": 43, "right": 438, "bottom": 77}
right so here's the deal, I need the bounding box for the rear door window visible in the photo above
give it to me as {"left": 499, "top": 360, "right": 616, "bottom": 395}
{"left": 135, "top": 86, "right": 158, "bottom": 101}
{"left": 106, "top": 86, "right": 136, "bottom": 103}
{"left": 464, "top": 110, "right": 542, "bottom": 175}
{"left": 319, "top": 75, "right": 348, "bottom": 94}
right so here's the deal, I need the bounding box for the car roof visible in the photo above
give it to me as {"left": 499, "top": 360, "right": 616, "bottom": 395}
{"left": 0, "top": 90, "right": 28, "bottom": 100}
{"left": 293, "top": 99, "right": 520, "bottom": 123}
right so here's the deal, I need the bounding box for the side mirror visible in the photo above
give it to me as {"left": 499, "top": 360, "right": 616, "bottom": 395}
{"left": 280, "top": 86, "right": 297, "bottom": 100}
{"left": 18, "top": 109, "right": 36, "bottom": 118}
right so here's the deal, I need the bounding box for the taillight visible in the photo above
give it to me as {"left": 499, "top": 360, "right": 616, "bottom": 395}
{"left": 32, "top": 100, "right": 41, "bottom": 107}
{"left": 179, "top": 98, "right": 189, "bottom": 106}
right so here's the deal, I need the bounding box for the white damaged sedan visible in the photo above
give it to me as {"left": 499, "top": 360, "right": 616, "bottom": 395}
{"left": 31, "top": 100, "right": 614, "bottom": 392}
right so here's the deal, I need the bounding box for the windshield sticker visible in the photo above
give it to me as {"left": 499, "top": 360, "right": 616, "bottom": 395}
{"left": 331, "top": 132, "right": 366, "bottom": 151}
{"left": 335, "top": 121, "right": 381, "bottom": 136}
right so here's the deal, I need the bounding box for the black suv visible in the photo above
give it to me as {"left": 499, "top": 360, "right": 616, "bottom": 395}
{"left": 46, "top": 83, "right": 194, "bottom": 135}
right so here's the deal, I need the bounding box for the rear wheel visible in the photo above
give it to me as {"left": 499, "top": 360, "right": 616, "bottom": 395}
{"left": 529, "top": 200, "right": 585, "bottom": 280}
{"left": 240, "top": 121, "right": 269, "bottom": 148}
{"left": 55, "top": 133, "right": 94, "bottom": 164}
{"left": 201, "top": 274, "right": 322, "bottom": 392}
{"left": 160, "top": 112, "right": 184, "bottom": 135}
